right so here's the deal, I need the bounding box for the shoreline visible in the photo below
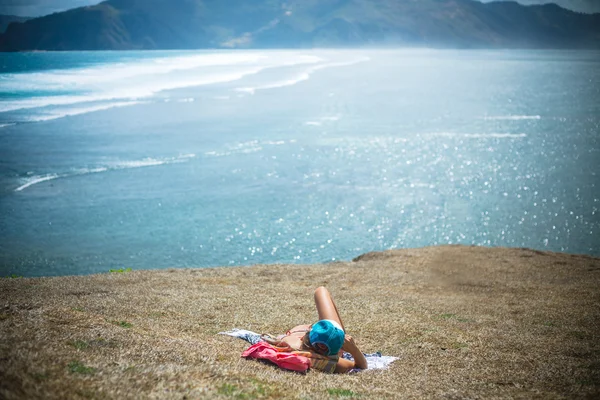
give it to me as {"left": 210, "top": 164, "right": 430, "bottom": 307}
{"left": 4, "top": 244, "right": 600, "bottom": 279}
{"left": 1, "top": 245, "right": 599, "bottom": 398}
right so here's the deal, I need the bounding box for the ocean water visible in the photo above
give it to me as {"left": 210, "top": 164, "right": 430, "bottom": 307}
{"left": 0, "top": 49, "right": 598, "bottom": 277}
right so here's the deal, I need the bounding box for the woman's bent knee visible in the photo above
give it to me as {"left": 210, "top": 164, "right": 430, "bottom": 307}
{"left": 315, "top": 286, "right": 329, "bottom": 294}
{"left": 314, "top": 286, "right": 329, "bottom": 299}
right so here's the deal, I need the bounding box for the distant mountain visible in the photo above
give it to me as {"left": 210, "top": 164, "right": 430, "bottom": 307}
{"left": 482, "top": 0, "right": 600, "bottom": 14}
{"left": 0, "top": 15, "right": 29, "bottom": 34}
{"left": 1, "top": 0, "right": 599, "bottom": 51}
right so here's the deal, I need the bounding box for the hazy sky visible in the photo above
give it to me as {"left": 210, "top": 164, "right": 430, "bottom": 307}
{"left": 0, "top": 0, "right": 598, "bottom": 17}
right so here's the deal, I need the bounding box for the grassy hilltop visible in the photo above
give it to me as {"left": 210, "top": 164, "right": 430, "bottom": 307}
{"left": 1, "top": 245, "right": 599, "bottom": 399}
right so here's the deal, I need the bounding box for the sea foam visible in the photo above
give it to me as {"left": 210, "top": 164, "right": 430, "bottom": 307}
{"left": 14, "top": 154, "right": 196, "bottom": 192}
{"left": 14, "top": 174, "right": 60, "bottom": 192}
{"left": 483, "top": 115, "right": 541, "bottom": 120}
{"left": 431, "top": 132, "right": 527, "bottom": 139}
{"left": 235, "top": 57, "right": 370, "bottom": 94}
{"left": 28, "top": 101, "right": 145, "bottom": 122}
{"left": 0, "top": 52, "right": 325, "bottom": 121}
{"left": 0, "top": 70, "right": 264, "bottom": 114}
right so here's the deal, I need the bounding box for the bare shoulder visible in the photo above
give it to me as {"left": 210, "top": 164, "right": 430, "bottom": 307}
{"left": 288, "top": 324, "right": 311, "bottom": 333}
{"left": 334, "top": 357, "right": 355, "bottom": 373}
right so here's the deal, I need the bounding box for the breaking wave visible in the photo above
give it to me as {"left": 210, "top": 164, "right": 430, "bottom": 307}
{"left": 0, "top": 51, "right": 325, "bottom": 122}
{"left": 430, "top": 132, "right": 527, "bottom": 139}
{"left": 235, "top": 57, "right": 370, "bottom": 94}
{"left": 27, "top": 101, "right": 146, "bottom": 122}
{"left": 14, "top": 154, "right": 196, "bottom": 192}
{"left": 483, "top": 115, "right": 541, "bottom": 120}
{"left": 14, "top": 174, "right": 60, "bottom": 192}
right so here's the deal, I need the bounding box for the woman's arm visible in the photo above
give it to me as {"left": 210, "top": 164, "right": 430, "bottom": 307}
{"left": 260, "top": 334, "right": 292, "bottom": 349}
{"left": 334, "top": 334, "right": 368, "bottom": 373}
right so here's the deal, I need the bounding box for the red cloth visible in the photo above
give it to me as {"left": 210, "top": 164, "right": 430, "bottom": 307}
{"left": 242, "top": 342, "right": 311, "bottom": 372}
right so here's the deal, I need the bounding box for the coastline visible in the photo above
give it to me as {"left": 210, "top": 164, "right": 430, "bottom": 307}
{"left": 1, "top": 245, "right": 599, "bottom": 399}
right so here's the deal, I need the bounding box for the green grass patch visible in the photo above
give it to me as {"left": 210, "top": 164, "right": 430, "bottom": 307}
{"left": 74, "top": 389, "right": 96, "bottom": 399}
{"left": 4, "top": 274, "right": 22, "bottom": 279}
{"left": 248, "top": 378, "right": 276, "bottom": 397}
{"left": 109, "top": 268, "right": 132, "bottom": 273}
{"left": 327, "top": 388, "right": 359, "bottom": 397}
{"left": 68, "top": 361, "right": 96, "bottom": 375}
{"left": 570, "top": 331, "right": 589, "bottom": 340}
{"left": 149, "top": 311, "right": 168, "bottom": 318}
{"left": 217, "top": 381, "right": 276, "bottom": 399}
{"left": 111, "top": 320, "right": 132, "bottom": 328}
{"left": 218, "top": 383, "right": 249, "bottom": 398}
{"left": 68, "top": 340, "right": 89, "bottom": 350}
{"left": 218, "top": 383, "right": 238, "bottom": 395}
{"left": 576, "top": 378, "right": 600, "bottom": 386}
{"left": 30, "top": 372, "right": 48, "bottom": 382}
{"left": 88, "top": 337, "right": 119, "bottom": 349}
{"left": 124, "top": 365, "right": 137, "bottom": 373}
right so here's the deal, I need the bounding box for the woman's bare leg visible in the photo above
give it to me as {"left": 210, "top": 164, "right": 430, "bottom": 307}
{"left": 314, "top": 287, "right": 346, "bottom": 332}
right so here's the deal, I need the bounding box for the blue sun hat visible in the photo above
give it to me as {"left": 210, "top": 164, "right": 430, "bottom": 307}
{"left": 309, "top": 319, "right": 345, "bottom": 356}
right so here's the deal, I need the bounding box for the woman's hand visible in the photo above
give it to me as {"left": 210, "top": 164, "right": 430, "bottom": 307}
{"left": 341, "top": 334, "right": 356, "bottom": 352}
{"left": 338, "top": 333, "right": 368, "bottom": 371}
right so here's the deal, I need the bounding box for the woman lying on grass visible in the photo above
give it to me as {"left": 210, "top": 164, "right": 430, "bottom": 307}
{"left": 261, "top": 286, "right": 368, "bottom": 373}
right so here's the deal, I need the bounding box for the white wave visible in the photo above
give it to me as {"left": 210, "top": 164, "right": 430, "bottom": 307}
{"left": 176, "top": 153, "right": 196, "bottom": 159}
{"left": 463, "top": 133, "right": 527, "bottom": 138}
{"left": 483, "top": 115, "right": 541, "bottom": 120}
{"left": 0, "top": 69, "right": 264, "bottom": 113}
{"left": 303, "top": 115, "right": 342, "bottom": 127}
{"left": 223, "top": 141, "right": 264, "bottom": 155}
{"left": 204, "top": 147, "right": 263, "bottom": 157}
{"left": 0, "top": 123, "right": 16, "bottom": 129}
{"left": 29, "top": 101, "right": 145, "bottom": 122}
{"left": 430, "top": 132, "right": 527, "bottom": 139}
{"left": 236, "top": 72, "right": 311, "bottom": 94}
{"left": 0, "top": 94, "right": 109, "bottom": 113}
{"left": 317, "top": 136, "right": 408, "bottom": 147}
{"left": 310, "top": 57, "right": 370, "bottom": 71}
{"left": 3, "top": 53, "right": 267, "bottom": 91}
{"left": 235, "top": 57, "right": 370, "bottom": 94}
{"left": 110, "top": 154, "right": 196, "bottom": 169}
{"left": 14, "top": 154, "right": 196, "bottom": 192}
{"left": 111, "top": 159, "right": 169, "bottom": 168}
{"left": 409, "top": 182, "right": 435, "bottom": 189}
{"left": 14, "top": 174, "right": 60, "bottom": 192}
{"left": 205, "top": 139, "right": 300, "bottom": 157}
{"left": 0, "top": 52, "right": 324, "bottom": 115}
{"left": 263, "top": 140, "right": 286, "bottom": 145}
{"left": 74, "top": 167, "right": 109, "bottom": 174}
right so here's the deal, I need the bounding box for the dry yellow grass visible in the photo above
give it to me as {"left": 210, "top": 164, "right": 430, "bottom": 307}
{"left": 1, "top": 245, "right": 599, "bottom": 399}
